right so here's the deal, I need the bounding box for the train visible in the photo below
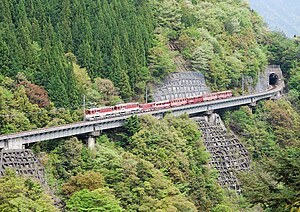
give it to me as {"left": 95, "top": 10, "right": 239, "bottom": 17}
{"left": 85, "top": 90, "right": 232, "bottom": 120}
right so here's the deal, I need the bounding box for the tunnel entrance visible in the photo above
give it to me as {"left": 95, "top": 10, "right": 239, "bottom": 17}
{"left": 269, "top": 73, "right": 278, "bottom": 85}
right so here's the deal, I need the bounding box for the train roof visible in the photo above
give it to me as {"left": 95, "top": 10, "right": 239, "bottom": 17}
{"left": 154, "top": 100, "right": 170, "bottom": 104}
{"left": 87, "top": 106, "right": 114, "bottom": 111}
{"left": 217, "top": 90, "right": 232, "bottom": 93}
{"left": 115, "top": 102, "right": 139, "bottom": 107}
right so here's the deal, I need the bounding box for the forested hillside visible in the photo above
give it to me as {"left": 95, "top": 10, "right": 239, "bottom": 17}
{"left": 1, "top": 0, "right": 269, "bottom": 108}
{"left": 0, "top": 0, "right": 299, "bottom": 211}
{"left": 0, "top": 0, "right": 154, "bottom": 107}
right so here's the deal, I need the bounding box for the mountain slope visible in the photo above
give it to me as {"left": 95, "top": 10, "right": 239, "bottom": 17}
{"left": 249, "top": 0, "right": 300, "bottom": 37}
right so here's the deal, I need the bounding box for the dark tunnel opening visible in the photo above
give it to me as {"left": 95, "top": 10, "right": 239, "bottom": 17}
{"left": 269, "top": 73, "right": 278, "bottom": 85}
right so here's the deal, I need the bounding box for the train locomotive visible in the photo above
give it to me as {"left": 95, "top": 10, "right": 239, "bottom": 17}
{"left": 85, "top": 90, "right": 232, "bottom": 121}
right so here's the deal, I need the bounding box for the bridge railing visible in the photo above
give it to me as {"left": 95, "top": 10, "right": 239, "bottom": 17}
{"left": 0, "top": 83, "right": 284, "bottom": 148}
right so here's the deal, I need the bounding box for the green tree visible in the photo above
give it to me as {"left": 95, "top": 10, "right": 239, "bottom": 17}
{"left": 72, "top": 61, "right": 92, "bottom": 95}
{"left": 0, "top": 169, "right": 58, "bottom": 212}
{"left": 191, "top": 43, "right": 214, "bottom": 73}
{"left": 115, "top": 69, "right": 133, "bottom": 101}
{"left": 128, "top": 114, "right": 223, "bottom": 211}
{"left": 66, "top": 188, "right": 123, "bottom": 212}
{"left": 0, "top": 34, "right": 12, "bottom": 76}
{"left": 240, "top": 148, "right": 300, "bottom": 212}
{"left": 225, "top": 100, "right": 300, "bottom": 211}
{"left": 148, "top": 38, "right": 175, "bottom": 80}
{"left": 49, "top": 137, "right": 84, "bottom": 180}
{"left": 60, "top": 0, "right": 73, "bottom": 52}
{"left": 151, "top": 0, "right": 182, "bottom": 31}
{"left": 62, "top": 171, "right": 105, "bottom": 197}
{"left": 125, "top": 115, "right": 141, "bottom": 137}
{"left": 88, "top": 141, "right": 197, "bottom": 211}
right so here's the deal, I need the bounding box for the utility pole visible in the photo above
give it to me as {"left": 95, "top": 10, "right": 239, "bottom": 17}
{"left": 145, "top": 83, "right": 148, "bottom": 103}
{"left": 83, "top": 95, "right": 86, "bottom": 121}
{"left": 242, "top": 74, "right": 244, "bottom": 95}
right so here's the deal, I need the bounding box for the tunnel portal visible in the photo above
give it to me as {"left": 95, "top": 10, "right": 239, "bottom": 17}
{"left": 269, "top": 73, "right": 279, "bottom": 85}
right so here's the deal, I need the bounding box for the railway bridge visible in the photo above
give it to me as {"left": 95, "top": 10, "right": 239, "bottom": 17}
{"left": 0, "top": 60, "right": 285, "bottom": 192}
{"left": 0, "top": 84, "right": 283, "bottom": 150}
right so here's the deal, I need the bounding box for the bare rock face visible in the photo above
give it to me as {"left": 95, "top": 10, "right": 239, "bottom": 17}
{"left": 193, "top": 115, "right": 250, "bottom": 193}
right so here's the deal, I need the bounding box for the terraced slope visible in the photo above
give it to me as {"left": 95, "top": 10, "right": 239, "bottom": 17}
{"left": 193, "top": 115, "right": 250, "bottom": 192}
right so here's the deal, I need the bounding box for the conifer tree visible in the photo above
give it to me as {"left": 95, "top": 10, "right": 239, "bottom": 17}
{"left": 60, "top": 0, "right": 73, "bottom": 52}
{"left": 89, "top": 42, "right": 104, "bottom": 79}
{"left": 0, "top": 35, "right": 12, "bottom": 76}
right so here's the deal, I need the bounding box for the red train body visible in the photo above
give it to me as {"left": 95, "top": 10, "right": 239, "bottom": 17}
{"left": 85, "top": 90, "right": 232, "bottom": 120}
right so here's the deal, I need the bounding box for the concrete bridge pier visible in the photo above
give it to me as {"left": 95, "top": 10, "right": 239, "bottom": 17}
{"left": 87, "top": 136, "right": 96, "bottom": 149}
{"left": 274, "top": 89, "right": 284, "bottom": 99}
{"left": 249, "top": 101, "right": 256, "bottom": 107}
{"left": 7, "top": 139, "right": 25, "bottom": 150}
{"left": 205, "top": 110, "right": 214, "bottom": 116}
{"left": 206, "top": 113, "right": 226, "bottom": 131}
{"left": 87, "top": 131, "right": 100, "bottom": 150}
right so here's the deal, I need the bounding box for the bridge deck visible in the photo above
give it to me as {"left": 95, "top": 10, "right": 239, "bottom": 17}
{"left": 0, "top": 85, "right": 283, "bottom": 149}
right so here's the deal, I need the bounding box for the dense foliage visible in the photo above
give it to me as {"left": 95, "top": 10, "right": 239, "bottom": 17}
{"left": 262, "top": 32, "right": 300, "bottom": 110}
{"left": 224, "top": 100, "right": 300, "bottom": 211}
{"left": 0, "top": 169, "right": 58, "bottom": 211}
{"left": 149, "top": 0, "right": 268, "bottom": 91}
{"left": 128, "top": 114, "right": 222, "bottom": 210}
{"left": 0, "top": 74, "right": 81, "bottom": 134}
{"left": 30, "top": 115, "right": 253, "bottom": 211}
{"left": 0, "top": 0, "right": 300, "bottom": 211}
{"left": 0, "top": 0, "right": 271, "bottom": 105}
{"left": 0, "top": 0, "right": 154, "bottom": 106}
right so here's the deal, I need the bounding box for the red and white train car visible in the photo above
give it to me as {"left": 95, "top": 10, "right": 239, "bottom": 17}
{"left": 85, "top": 102, "right": 140, "bottom": 120}
{"left": 85, "top": 106, "right": 114, "bottom": 120}
{"left": 140, "top": 102, "right": 155, "bottom": 111}
{"left": 216, "top": 91, "right": 232, "bottom": 99}
{"left": 114, "top": 102, "right": 140, "bottom": 114}
{"left": 170, "top": 98, "right": 188, "bottom": 107}
{"left": 85, "top": 90, "right": 233, "bottom": 120}
{"left": 203, "top": 91, "right": 232, "bottom": 101}
{"left": 187, "top": 96, "right": 203, "bottom": 104}
{"left": 152, "top": 100, "right": 171, "bottom": 110}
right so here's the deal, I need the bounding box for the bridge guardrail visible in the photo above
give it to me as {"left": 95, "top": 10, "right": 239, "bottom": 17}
{"left": 0, "top": 84, "right": 283, "bottom": 145}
